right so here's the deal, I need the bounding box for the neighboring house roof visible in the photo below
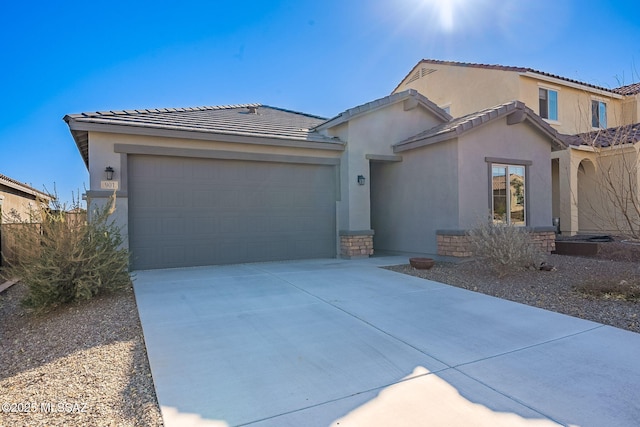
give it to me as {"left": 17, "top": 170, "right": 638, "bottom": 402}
{"left": 64, "top": 104, "right": 343, "bottom": 168}
{"left": 566, "top": 123, "right": 640, "bottom": 148}
{"left": 315, "top": 89, "right": 452, "bottom": 131}
{"left": 613, "top": 82, "right": 640, "bottom": 96}
{"left": 393, "top": 101, "right": 567, "bottom": 152}
{"left": 0, "top": 173, "right": 53, "bottom": 201}
{"left": 394, "top": 59, "right": 622, "bottom": 96}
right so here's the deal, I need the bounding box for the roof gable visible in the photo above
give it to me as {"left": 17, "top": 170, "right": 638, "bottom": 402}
{"left": 394, "top": 101, "right": 566, "bottom": 152}
{"left": 394, "top": 59, "right": 623, "bottom": 96}
{"left": 315, "top": 89, "right": 452, "bottom": 131}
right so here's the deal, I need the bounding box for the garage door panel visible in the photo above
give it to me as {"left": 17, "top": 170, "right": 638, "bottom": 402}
{"left": 128, "top": 155, "right": 336, "bottom": 269}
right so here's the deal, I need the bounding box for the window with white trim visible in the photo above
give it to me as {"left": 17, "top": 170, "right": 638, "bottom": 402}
{"left": 591, "top": 100, "right": 607, "bottom": 128}
{"left": 538, "top": 88, "right": 558, "bottom": 121}
{"left": 492, "top": 164, "right": 526, "bottom": 225}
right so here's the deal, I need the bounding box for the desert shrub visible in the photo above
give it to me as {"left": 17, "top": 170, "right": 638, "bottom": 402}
{"left": 468, "top": 221, "right": 546, "bottom": 277}
{"left": 3, "top": 193, "right": 130, "bottom": 310}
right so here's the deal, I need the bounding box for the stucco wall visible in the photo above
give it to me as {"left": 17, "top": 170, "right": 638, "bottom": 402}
{"left": 370, "top": 140, "right": 459, "bottom": 254}
{"left": 395, "top": 63, "right": 629, "bottom": 135}
{"left": 0, "top": 187, "right": 44, "bottom": 223}
{"left": 456, "top": 118, "right": 554, "bottom": 229}
{"left": 396, "top": 65, "right": 521, "bottom": 119}
{"left": 334, "top": 100, "right": 444, "bottom": 232}
{"left": 518, "top": 75, "right": 624, "bottom": 134}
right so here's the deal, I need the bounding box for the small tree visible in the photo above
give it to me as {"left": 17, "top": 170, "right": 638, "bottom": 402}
{"left": 468, "top": 221, "right": 546, "bottom": 277}
{"left": 3, "top": 192, "right": 130, "bottom": 310}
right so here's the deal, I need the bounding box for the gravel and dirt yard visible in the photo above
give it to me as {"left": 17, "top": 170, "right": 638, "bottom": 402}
{"left": 1, "top": 239, "right": 638, "bottom": 426}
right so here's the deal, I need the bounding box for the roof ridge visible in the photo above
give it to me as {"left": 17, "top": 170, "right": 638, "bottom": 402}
{"left": 0, "top": 173, "right": 53, "bottom": 199}
{"left": 70, "top": 103, "right": 263, "bottom": 119}
{"left": 395, "top": 58, "right": 621, "bottom": 95}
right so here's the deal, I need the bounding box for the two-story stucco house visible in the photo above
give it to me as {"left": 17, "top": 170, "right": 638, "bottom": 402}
{"left": 394, "top": 59, "right": 640, "bottom": 236}
{"left": 65, "top": 90, "right": 565, "bottom": 270}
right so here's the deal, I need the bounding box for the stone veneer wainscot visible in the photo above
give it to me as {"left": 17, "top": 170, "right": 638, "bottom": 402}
{"left": 437, "top": 227, "right": 556, "bottom": 257}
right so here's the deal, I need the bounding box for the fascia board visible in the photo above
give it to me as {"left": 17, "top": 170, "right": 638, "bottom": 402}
{"left": 68, "top": 121, "right": 345, "bottom": 151}
{"left": 520, "top": 72, "right": 624, "bottom": 99}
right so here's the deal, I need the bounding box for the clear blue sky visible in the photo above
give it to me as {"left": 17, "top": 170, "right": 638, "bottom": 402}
{"left": 2, "top": 0, "right": 639, "bottom": 206}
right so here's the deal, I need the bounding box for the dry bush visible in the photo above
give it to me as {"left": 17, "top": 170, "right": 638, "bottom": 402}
{"left": 468, "top": 222, "right": 546, "bottom": 277}
{"left": 575, "top": 279, "right": 640, "bottom": 302}
{"left": 3, "top": 193, "right": 130, "bottom": 311}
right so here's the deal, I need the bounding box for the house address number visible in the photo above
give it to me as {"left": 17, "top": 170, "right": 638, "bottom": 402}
{"left": 100, "top": 180, "right": 119, "bottom": 190}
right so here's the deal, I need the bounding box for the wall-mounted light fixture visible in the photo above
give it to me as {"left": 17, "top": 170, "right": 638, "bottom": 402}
{"left": 105, "top": 166, "right": 115, "bottom": 181}
{"left": 0, "top": 195, "right": 4, "bottom": 206}
{"left": 357, "top": 175, "right": 366, "bottom": 185}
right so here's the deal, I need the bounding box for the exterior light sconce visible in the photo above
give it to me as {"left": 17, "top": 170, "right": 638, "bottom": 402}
{"left": 0, "top": 195, "right": 4, "bottom": 207}
{"left": 105, "top": 166, "right": 115, "bottom": 180}
{"left": 357, "top": 175, "right": 366, "bottom": 185}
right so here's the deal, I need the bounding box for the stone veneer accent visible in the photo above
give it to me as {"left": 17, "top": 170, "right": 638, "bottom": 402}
{"left": 437, "top": 227, "right": 556, "bottom": 258}
{"left": 339, "top": 230, "right": 374, "bottom": 258}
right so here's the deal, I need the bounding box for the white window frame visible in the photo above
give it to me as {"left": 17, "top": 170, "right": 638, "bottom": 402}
{"left": 591, "top": 98, "right": 607, "bottom": 129}
{"left": 538, "top": 85, "right": 559, "bottom": 123}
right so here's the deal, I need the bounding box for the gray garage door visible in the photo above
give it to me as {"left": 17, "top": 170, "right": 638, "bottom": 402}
{"left": 128, "top": 155, "right": 337, "bottom": 270}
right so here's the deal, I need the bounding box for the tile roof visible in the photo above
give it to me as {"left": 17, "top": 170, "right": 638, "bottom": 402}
{"left": 566, "top": 123, "right": 640, "bottom": 147}
{"left": 65, "top": 104, "right": 341, "bottom": 167}
{"left": 394, "top": 101, "right": 566, "bottom": 152}
{"left": 315, "top": 89, "right": 452, "bottom": 131}
{"left": 65, "top": 104, "right": 334, "bottom": 141}
{"left": 0, "top": 173, "right": 53, "bottom": 200}
{"left": 395, "top": 59, "right": 622, "bottom": 95}
{"left": 613, "top": 82, "right": 640, "bottom": 95}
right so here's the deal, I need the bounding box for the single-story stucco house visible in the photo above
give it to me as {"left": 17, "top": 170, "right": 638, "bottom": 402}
{"left": 64, "top": 90, "right": 565, "bottom": 270}
{"left": 0, "top": 173, "right": 54, "bottom": 265}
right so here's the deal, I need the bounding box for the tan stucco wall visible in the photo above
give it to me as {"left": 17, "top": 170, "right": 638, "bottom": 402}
{"left": 395, "top": 63, "right": 630, "bottom": 135}
{"left": 0, "top": 187, "right": 45, "bottom": 223}
{"left": 395, "top": 65, "right": 521, "bottom": 119}
{"left": 326, "top": 100, "right": 444, "bottom": 233}
{"left": 518, "top": 75, "right": 624, "bottom": 134}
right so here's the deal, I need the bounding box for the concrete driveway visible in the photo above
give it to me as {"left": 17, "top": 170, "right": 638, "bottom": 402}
{"left": 133, "top": 257, "right": 640, "bottom": 427}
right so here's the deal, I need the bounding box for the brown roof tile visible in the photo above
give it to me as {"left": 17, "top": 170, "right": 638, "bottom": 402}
{"left": 613, "top": 82, "right": 640, "bottom": 95}
{"left": 566, "top": 123, "right": 640, "bottom": 147}
{"left": 395, "top": 59, "right": 622, "bottom": 95}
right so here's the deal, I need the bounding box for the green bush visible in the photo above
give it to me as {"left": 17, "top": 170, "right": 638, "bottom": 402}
{"left": 4, "top": 193, "right": 130, "bottom": 310}
{"left": 468, "top": 221, "right": 546, "bottom": 277}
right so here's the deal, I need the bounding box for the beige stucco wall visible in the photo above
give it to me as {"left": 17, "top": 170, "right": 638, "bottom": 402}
{"left": 456, "top": 117, "right": 555, "bottom": 229}
{"left": 395, "top": 65, "right": 521, "bottom": 119}
{"left": 518, "top": 75, "right": 624, "bottom": 134}
{"left": 395, "top": 63, "right": 630, "bottom": 135}
{"left": 0, "top": 187, "right": 45, "bottom": 223}
{"left": 323, "top": 99, "right": 444, "bottom": 233}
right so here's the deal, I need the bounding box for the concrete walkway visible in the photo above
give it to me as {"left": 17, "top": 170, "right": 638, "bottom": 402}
{"left": 133, "top": 257, "right": 640, "bottom": 427}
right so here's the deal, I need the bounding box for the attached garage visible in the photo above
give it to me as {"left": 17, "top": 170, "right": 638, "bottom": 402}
{"left": 128, "top": 154, "right": 337, "bottom": 270}
{"left": 64, "top": 104, "right": 344, "bottom": 270}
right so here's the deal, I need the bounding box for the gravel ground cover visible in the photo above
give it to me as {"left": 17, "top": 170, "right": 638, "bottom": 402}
{"left": 1, "top": 240, "right": 638, "bottom": 426}
{"left": 0, "top": 282, "right": 163, "bottom": 427}
{"left": 386, "top": 241, "right": 640, "bottom": 334}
